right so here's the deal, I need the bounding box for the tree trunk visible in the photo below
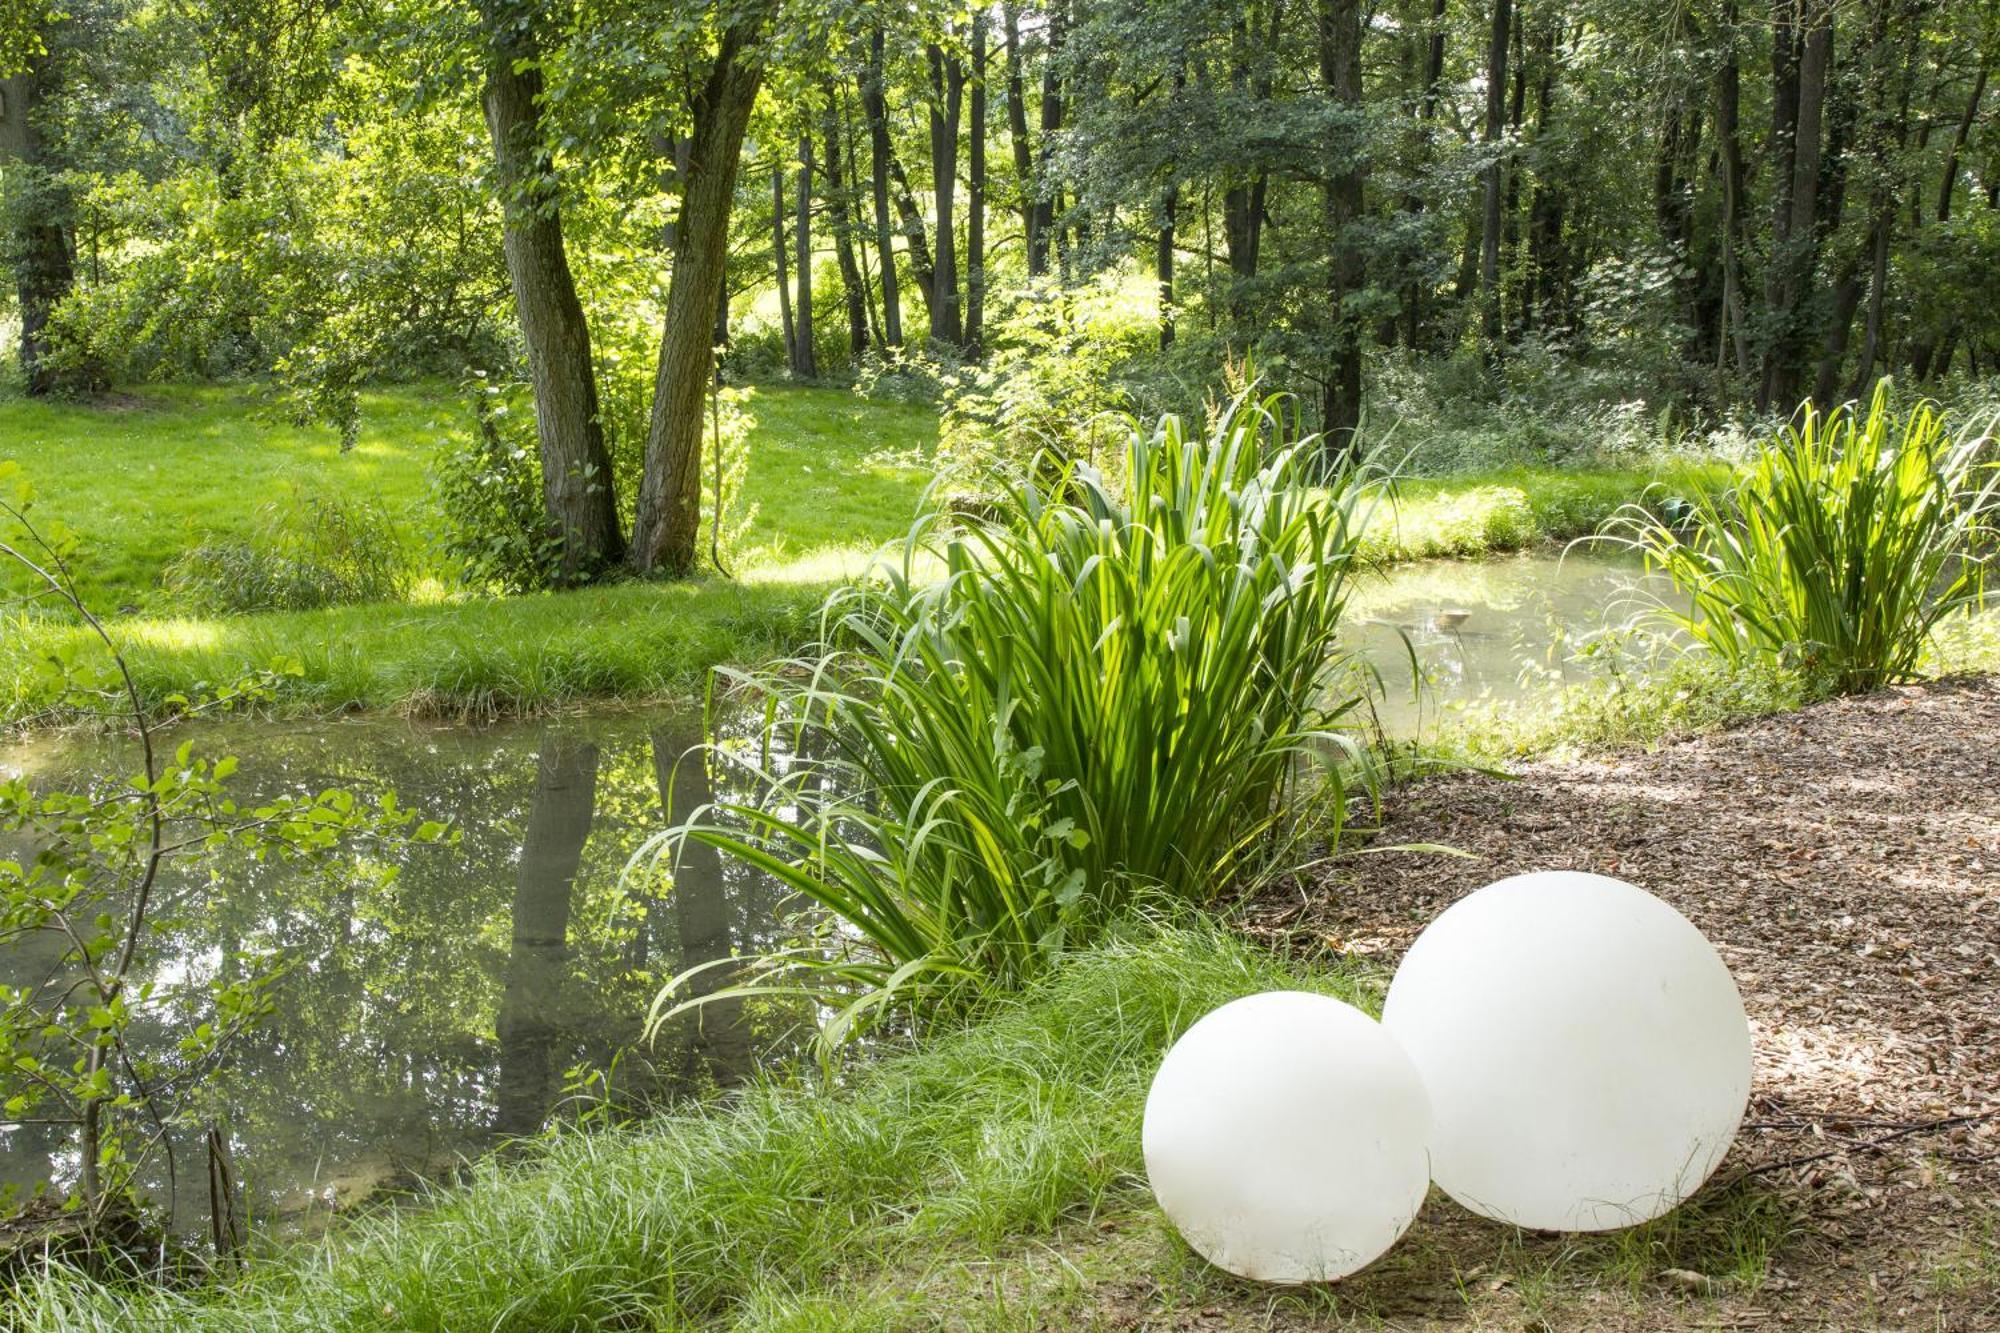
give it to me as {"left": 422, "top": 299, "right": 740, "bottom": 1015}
{"left": 1934, "top": 65, "right": 1986, "bottom": 225}
{"left": 967, "top": 16, "right": 988, "bottom": 351}
{"left": 791, "top": 136, "right": 817, "bottom": 378}
{"left": 928, "top": 42, "right": 966, "bottom": 346}
{"left": 773, "top": 163, "right": 795, "bottom": 363}
{"left": 1480, "top": 0, "right": 1511, "bottom": 353}
{"left": 1716, "top": 0, "right": 1752, "bottom": 376}
{"left": 1760, "top": 0, "right": 1832, "bottom": 412}
{"left": 1004, "top": 5, "right": 1036, "bottom": 271}
{"left": 1405, "top": 0, "right": 1448, "bottom": 347}
{"left": 823, "top": 103, "right": 870, "bottom": 360}
{"left": 1029, "top": 2, "right": 1067, "bottom": 277}
{"left": 1319, "top": 0, "right": 1365, "bottom": 455}
{"left": 0, "top": 63, "right": 85, "bottom": 397}
{"left": 494, "top": 737, "right": 598, "bottom": 1139}
{"left": 1523, "top": 10, "right": 1565, "bottom": 333}
{"left": 860, "top": 27, "right": 902, "bottom": 347}
{"left": 1158, "top": 183, "right": 1177, "bottom": 350}
{"left": 631, "top": 9, "right": 769, "bottom": 577}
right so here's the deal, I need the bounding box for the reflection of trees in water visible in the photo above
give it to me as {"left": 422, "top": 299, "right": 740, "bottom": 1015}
{"left": 0, "top": 711, "right": 795, "bottom": 1235}
{"left": 494, "top": 737, "right": 598, "bottom": 1141}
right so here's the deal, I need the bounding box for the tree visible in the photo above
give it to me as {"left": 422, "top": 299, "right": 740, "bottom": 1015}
{"left": 478, "top": 0, "right": 625, "bottom": 579}
{"left": 630, "top": 6, "right": 773, "bottom": 578}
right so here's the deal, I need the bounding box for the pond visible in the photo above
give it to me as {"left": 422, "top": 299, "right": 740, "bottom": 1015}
{"left": 0, "top": 548, "right": 1671, "bottom": 1238}
{"left": 1347, "top": 547, "right": 1674, "bottom": 736}
{"left": 0, "top": 707, "right": 793, "bottom": 1237}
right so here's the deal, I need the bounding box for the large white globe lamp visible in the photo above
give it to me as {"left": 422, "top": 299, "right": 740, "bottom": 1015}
{"left": 1382, "top": 871, "right": 1751, "bottom": 1231}
{"left": 1142, "top": 991, "right": 1433, "bottom": 1283}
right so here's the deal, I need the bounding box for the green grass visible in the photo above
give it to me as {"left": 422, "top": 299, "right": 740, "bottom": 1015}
{"left": 1359, "top": 463, "right": 1732, "bottom": 565}
{"left": 2, "top": 924, "right": 1371, "bottom": 1330}
{"left": 2, "top": 381, "right": 1705, "bottom": 726}
{"left": 1, "top": 382, "right": 937, "bottom": 722}
{"left": 0, "top": 383, "right": 446, "bottom": 613}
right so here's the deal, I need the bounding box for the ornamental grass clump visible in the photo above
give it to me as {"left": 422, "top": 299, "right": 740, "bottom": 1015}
{"left": 645, "top": 396, "right": 1380, "bottom": 1041}
{"left": 1606, "top": 385, "right": 1999, "bottom": 695}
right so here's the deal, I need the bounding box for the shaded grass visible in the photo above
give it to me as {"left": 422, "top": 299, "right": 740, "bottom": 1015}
{"left": 2, "top": 924, "right": 1371, "bottom": 1330}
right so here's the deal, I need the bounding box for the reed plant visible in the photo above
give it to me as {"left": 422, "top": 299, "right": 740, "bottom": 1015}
{"left": 645, "top": 396, "right": 1381, "bottom": 1041}
{"left": 1604, "top": 385, "right": 1999, "bottom": 694}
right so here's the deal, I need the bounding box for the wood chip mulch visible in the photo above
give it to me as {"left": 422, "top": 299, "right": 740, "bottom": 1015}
{"left": 1225, "top": 675, "right": 2000, "bottom": 1331}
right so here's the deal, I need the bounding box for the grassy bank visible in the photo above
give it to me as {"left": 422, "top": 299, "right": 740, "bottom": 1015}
{"left": 4, "top": 926, "right": 1355, "bottom": 1329}
{"left": 3, "top": 384, "right": 1705, "bottom": 727}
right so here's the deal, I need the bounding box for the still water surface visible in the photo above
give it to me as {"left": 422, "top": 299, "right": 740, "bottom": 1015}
{"left": 0, "top": 549, "right": 1669, "bottom": 1233}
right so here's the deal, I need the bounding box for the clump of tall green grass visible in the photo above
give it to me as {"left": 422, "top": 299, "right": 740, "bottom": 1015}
{"left": 2, "top": 926, "right": 1362, "bottom": 1331}
{"left": 1605, "top": 385, "right": 1998, "bottom": 694}
{"left": 649, "top": 396, "right": 1380, "bottom": 1039}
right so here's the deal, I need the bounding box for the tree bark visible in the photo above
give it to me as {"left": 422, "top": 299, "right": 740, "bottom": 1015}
{"left": 791, "top": 135, "right": 818, "bottom": 378}
{"left": 1029, "top": 2, "right": 1067, "bottom": 277}
{"left": 823, "top": 102, "right": 870, "bottom": 359}
{"left": 0, "top": 61, "right": 84, "bottom": 397}
{"left": 631, "top": 9, "right": 770, "bottom": 577}
{"left": 480, "top": 3, "right": 625, "bottom": 579}
{"left": 967, "top": 15, "right": 988, "bottom": 351}
{"left": 1760, "top": 0, "right": 1832, "bottom": 412}
{"left": 860, "top": 27, "right": 902, "bottom": 347}
{"left": 928, "top": 41, "right": 966, "bottom": 346}
{"left": 1319, "top": 0, "right": 1365, "bottom": 455}
{"left": 1716, "top": 0, "right": 1752, "bottom": 376}
{"left": 773, "top": 163, "right": 795, "bottom": 363}
{"left": 1480, "top": 0, "right": 1512, "bottom": 353}
{"left": 1004, "top": 5, "right": 1036, "bottom": 271}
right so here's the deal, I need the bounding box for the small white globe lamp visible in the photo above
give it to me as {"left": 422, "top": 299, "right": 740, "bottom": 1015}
{"left": 1142, "top": 991, "right": 1433, "bottom": 1283}
{"left": 1382, "top": 871, "right": 1751, "bottom": 1231}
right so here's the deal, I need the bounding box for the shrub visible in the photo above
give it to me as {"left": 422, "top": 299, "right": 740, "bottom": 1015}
{"left": 163, "top": 487, "right": 409, "bottom": 613}
{"left": 646, "top": 396, "right": 1382, "bottom": 1043}
{"left": 428, "top": 376, "right": 565, "bottom": 594}
{"left": 1605, "top": 384, "right": 1999, "bottom": 694}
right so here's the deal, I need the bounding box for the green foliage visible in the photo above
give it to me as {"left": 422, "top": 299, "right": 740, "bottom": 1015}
{"left": 1608, "top": 386, "right": 2000, "bottom": 694}
{"left": 428, "top": 376, "right": 565, "bottom": 595}
{"left": 939, "top": 271, "right": 1166, "bottom": 491}
{"left": 650, "top": 397, "right": 1380, "bottom": 1041}
{"left": 0, "top": 924, "right": 1366, "bottom": 1329}
{"left": 162, "top": 487, "right": 408, "bottom": 614}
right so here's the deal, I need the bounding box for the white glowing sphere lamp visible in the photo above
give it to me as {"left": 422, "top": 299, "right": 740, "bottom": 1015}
{"left": 1382, "top": 871, "right": 1751, "bottom": 1231}
{"left": 1142, "top": 991, "right": 1433, "bottom": 1283}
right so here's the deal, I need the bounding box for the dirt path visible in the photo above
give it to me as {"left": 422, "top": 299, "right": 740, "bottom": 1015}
{"left": 1207, "top": 677, "right": 1999, "bottom": 1330}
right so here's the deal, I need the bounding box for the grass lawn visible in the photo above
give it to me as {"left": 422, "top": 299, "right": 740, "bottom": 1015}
{"left": 1, "top": 381, "right": 937, "bottom": 721}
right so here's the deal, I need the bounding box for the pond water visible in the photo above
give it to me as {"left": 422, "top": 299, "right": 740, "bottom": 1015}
{"left": 0, "top": 708, "right": 792, "bottom": 1236}
{"left": 0, "top": 548, "right": 1672, "bottom": 1237}
{"left": 1346, "top": 547, "right": 1674, "bottom": 736}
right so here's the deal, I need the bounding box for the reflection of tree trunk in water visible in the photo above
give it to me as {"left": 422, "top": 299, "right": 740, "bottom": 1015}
{"left": 650, "top": 732, "right": 757, "bottom": 1085}
{"left": 493, "top": 737, "right": 599, "bottom": 1140}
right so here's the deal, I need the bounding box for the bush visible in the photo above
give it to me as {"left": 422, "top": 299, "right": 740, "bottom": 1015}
{"left": 1606, "top": 384, "right": 2000, "bottom": 694}
{"left": 428, "top": 376, "right": 565, "bottom": 594}
{"left": 647, "top": 396, "right": 1382, "bottom": 1043}
{"left": 163, "top": 487, "right": 408, "bottom": 613}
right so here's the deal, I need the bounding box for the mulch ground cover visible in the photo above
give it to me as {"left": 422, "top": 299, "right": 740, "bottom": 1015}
{"left": 1103, "top": 677, "right": 2000, "bottom": 1331}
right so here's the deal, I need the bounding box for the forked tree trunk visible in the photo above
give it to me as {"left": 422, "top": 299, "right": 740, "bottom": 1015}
{"left": 631, "top": 10, "right": 770, "bottom": 577}
{"left": 823, "top": 102, "right": 870, "bottom": 358}
{"left": 480, "top": 2, "right": 625, "bottom": 579}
